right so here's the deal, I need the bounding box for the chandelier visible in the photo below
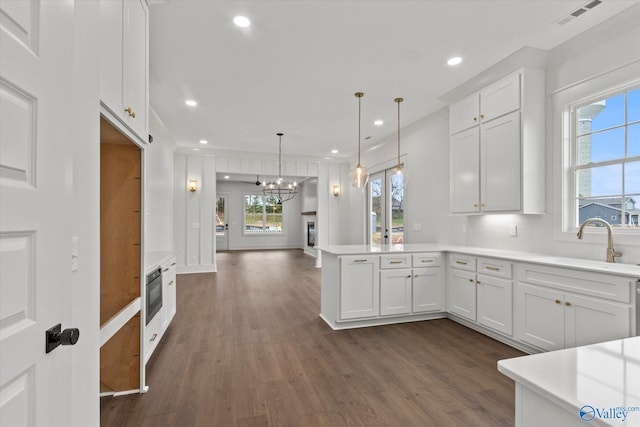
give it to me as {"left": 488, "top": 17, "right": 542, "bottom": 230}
{"left": 262, "top": 133, "right": 298, "bottom": 203}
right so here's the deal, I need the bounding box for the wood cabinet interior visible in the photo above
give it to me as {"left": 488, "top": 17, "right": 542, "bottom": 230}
{"left": 100, "top": 313, "right": 141, "bottom": 393}
{"left": 100, "top": 117, "right": 142, "bottom": 326}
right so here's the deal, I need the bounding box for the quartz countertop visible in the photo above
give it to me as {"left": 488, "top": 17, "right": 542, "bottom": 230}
{"left": 145, "top": 251, "right": 175, "bottom": 273}
{"left": 498, "top": 336, "right": 640, "bottom": 426}
{"left": 318, "top": 244, "right": 640, "bottom": 277}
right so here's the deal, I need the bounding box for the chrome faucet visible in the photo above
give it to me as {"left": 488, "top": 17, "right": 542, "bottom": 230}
{"left": 577, "top": 218, "right": 622, "bottom": 263}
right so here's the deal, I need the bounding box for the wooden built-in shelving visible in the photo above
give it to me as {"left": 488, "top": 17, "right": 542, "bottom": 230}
{"left": 99, "top": 116, "right": 143, "bottom": 394}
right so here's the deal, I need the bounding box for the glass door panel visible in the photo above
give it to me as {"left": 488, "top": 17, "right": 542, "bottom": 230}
{"left": 216, "top": 194, "right": 229, "bottom": 250}
{"left": 368, "top": 168, "right": 405, "bottom": 246}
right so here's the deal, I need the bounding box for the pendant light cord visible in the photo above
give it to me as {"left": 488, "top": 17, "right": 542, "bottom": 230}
{"left": 395, "top": 97, "right": 403, "bottom": 169}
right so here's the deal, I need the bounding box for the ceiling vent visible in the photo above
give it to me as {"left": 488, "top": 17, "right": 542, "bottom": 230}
{"left": 554, "top": 0, "right": 602, "bottom": 25}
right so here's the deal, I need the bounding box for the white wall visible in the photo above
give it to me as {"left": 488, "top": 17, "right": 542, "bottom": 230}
{"left": 216, "top": 180, "right": 303, "bottom": 250}
{"left": 145, "top": 108, "right": 176, "bottom": 253}
{"left": 341, "top": 9, "right": 640, "bottom": 265}
{"left": 174, "top": 153, "right": 216, "bottom": 273}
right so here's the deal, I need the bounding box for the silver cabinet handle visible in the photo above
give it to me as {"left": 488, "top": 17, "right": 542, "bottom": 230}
{"left": 163, "top": 268, "right": 169, "bottom": 272}
{"left": 168, "top": 281, "right": 174, "bottom": 286}
{"left": 353, "top": 259, "right": 368, "bottom": 263}
{"left": 171, "top": 262, "right": 176, "bottom": 266}
{"left": 150, "top": 333, "right": 158, "bottom": 342}
{"left": 485, "top": 266, "right": 500, "bottom": 271}
{"left": 389, "top": 260, "right": 404, "bottom": 264}
{"left": 456, "top": 260, "right": 468, "bottom": 265}
{"left": 421, "top": 259, "right": 434, "bottom": 263}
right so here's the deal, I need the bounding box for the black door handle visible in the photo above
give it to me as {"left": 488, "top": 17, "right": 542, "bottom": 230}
{"left": 45, "top": 323, "right": 80, "bottom": 353}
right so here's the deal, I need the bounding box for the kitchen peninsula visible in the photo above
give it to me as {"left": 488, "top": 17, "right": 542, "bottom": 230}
{"left": 498, "top": 336, "right": 640, "bottom": 426}
{"left": 319, "top": 244, "right": 639, "bottom": 354}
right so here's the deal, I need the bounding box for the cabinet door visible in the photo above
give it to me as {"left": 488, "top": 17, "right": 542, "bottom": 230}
{"left": 161, "top": 257, "right": 177, "bottom": 331}
{"left": 413, "top": 268, "right": 444, "bottom": 313}
{"left": 100, "top": 0, "right": 123, "bottom": 113}
{"left": 516, "top": 283, "right": 564, "bottom": 352}
{"left": 481, "top": 111, "right": 521, "bottom": 212}
{"left": 450, "top": 127, "right": 480, "bottom": 213}
{"left": 564, "top": 293, "right": 632, "bottom": 349}
{"left": 450, "top": 93, "right": 480, "bottom": 134}
{"left": 380, "top": 269, "right": 412, "bottom": 316}
{"left": 447, "top": 269, "right": 477, "bottom": 321}
{"left": 123, "top": 0, "right": 148, "bottom": 139}
{"left": 144, "top": 311, "right": 160, "bottom": 364}
{"left": 480, "top": 72, "right": 520, "bottom": 122}
{"left": 340, "top": 256, "right": 380, "bottom": 320}
{"left": 477, "top": 274, "right": 513, "bottom": 335}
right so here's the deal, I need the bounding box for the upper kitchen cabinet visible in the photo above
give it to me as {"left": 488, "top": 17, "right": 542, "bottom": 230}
{"left": 100, "top": 0, "right": 149, "bottom": 144}
{"left": 449, "top": 68, "right": 545, "bottom": 214}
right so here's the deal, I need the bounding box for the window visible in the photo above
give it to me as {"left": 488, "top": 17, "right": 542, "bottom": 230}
{"left": 570, "top": 85, "right": 640, "bottom": 230}
{"left": 243, "top": 195, "right": 283, "bottom": 234}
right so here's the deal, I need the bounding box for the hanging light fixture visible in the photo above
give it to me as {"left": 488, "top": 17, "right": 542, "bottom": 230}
{"left": 394, "top": 97, "right": 408, "bottom": 185}
{"left": 262, "top": 133, "right": 298, "bottom": 203}
{"left": 350, "top": 92, "right": 369, "bottom": 188}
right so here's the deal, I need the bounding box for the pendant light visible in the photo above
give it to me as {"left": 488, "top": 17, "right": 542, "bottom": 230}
{"left": 394, "top": 97, "right": 408, "bottom": 185}
{"left": 350, "top": 92, "right": 369, "bottom": 188}
{"left": 262, "top": 133, "right": 298, "bottom": 203}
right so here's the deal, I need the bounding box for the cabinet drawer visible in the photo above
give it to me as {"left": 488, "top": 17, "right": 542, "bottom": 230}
{"left": 448, "top": 253, "right": 476, "bottom": 272}
{"left": 413, "top": 253, "right": 442, "bottom": 268}
{"left": 380, "top": 254, "right": 411, "bottom": 269}
{"left": 477, "top": 257, "right": 512, "bottom": 279}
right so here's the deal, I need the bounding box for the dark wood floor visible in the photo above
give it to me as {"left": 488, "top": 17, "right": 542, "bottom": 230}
{"left": 100, "top": 249, "right": 524, "bottom": 426}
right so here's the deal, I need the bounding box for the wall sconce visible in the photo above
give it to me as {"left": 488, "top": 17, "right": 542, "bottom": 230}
{"left": 188, "top": 180, "right": 198, "bottom": 192}
{"left": 332, "top": 185, "right": 341, "bottom": 197}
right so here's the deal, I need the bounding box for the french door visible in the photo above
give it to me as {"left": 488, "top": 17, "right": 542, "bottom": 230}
{"left": 368, "top": 168, "right": 405, "bottom": 245}
{"left": 215, "top": 194, "right": 229, "bottom": 251}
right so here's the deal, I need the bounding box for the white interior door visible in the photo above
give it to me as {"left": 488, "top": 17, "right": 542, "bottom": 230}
{"left": 1, "top": 2, "right": 77, "bottom": 426}
{"left": 215, "top": 194, "right": 229, "bottom": 251}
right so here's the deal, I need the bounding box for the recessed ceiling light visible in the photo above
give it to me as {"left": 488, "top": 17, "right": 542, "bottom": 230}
{"left": 374, "top": 120, "right": 384, "bottom": 126}
{"left": 233, "top": 16, "right": 250, "bottom": 28}
{"left": 185, "top": 100, "right": 197, "bottom": 107}
{"left": 224, "top": 175, "right": 230, "bottom": 179}
{"left": 447, "top": 57, "right": 462, "bottom": 66}
{"left": 200, "top": 140, "right": 208, "bottom": 144}
{"left": 331, "top": 149, "right": 339, "bottom": 154}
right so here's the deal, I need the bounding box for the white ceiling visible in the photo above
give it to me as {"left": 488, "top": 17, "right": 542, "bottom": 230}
{"left": 149, "top": 0, "right": 639, "bottom": 161}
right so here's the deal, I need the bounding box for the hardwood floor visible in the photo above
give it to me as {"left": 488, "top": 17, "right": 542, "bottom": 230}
{"left": 100, "top": 249, "right": 524, "bottom": 426}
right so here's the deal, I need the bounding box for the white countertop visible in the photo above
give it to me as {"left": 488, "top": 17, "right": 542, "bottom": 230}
{"left": 498, "top": 336, "right": 640, "bottom": 426}
{"left": 318, "top": 244, "right": 640, "bottom": 277}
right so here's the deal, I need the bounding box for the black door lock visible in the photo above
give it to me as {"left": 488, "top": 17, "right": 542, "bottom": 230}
{"left": 45, "top": 323, "right": 80, "bottom": 354}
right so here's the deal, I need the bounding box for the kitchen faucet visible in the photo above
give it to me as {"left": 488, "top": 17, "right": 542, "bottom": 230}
{"left": 576, "top": 218, "right": 622, "bottom": 263}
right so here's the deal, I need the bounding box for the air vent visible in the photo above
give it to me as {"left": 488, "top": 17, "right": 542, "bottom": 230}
{"left": 554, "top": 0, "right": 603, "bottom": 25}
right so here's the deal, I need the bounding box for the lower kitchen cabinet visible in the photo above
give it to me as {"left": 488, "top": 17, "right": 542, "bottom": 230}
{"left": 380, "top": 269, "right": 412, "bottom": 316}
{"left": 412, "top": 267, "right": 444, "bottom": 313}
{"left": 447, "top": 268, "right": 477, "bottom": 322}
{"left": 477, "top": 274, "right": 513, "bottom": 335}
{"left": 160, "top": 255, "right": 177, "bottom": 331}
{"left": 340, "top": 255, "right": 379, "bottom": 320}
{"left": 516, "top": 282, "right": 632, "bottom": 352}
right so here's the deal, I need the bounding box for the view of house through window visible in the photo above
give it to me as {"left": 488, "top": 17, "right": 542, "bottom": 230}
{"left": 369, "top": 168, "right": 405, "bottom": 245}
{"left": 573, "top": 85, "right": 640, "bottom": 229}
{"left": 244, "top": 195, "right": 284, "bottom": 233}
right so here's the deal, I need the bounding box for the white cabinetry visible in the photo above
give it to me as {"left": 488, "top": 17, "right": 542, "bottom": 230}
{"left": 412, "top": 254, "right": 444, "bottom": 313}
{"left": 100, "top": 0, "right": 148, "bottom": 143}
{"left": 161, "top": 256, "right": 177, "bottom": 331}
{"left": 340, "top": 255, "right": 380, "bottom": 320}
{"left": 380, "top": 269, "right": 412, "bottom": 316}
{"left": 449, "top": 68, "right": 544, "bottom": 214}
{"left": 447, "top": 254, "right": 513, "bottom": 335}
{"left": 515, "top": 264, "right": 633, "bottom": 352}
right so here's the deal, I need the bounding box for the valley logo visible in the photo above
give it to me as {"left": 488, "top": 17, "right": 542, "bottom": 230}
{"left": 579, "top": 404, "right": 640, "bottom": 423}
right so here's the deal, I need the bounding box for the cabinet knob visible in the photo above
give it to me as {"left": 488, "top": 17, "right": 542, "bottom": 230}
{"left": 476, "top": 280, "right": 481, "bottom": 285}
{"left": 414, "top": 275, "right": 419, "bottom": 278}
{"left": 468, "top": 278, "right": 474, "bottom": 282}
{"left": 473, "top": 117, "right": 477, "bottom": 122}
{"left": 480, "top": 114, "right": 484, "bottom": 119}
{"left": 169, "top": 280, "right": 174, "bottom": 286}
{"left": 555, "top": 299, "right": 561, "bottom": 304}
{"left": 565, "top": 301, "right": 572, "bottom": 307}
{"left": 150, "top": 333, "right": 158, "bottom": 342}
{"left": 481, "top": 203, "right": 485, "bottom": 207}
{"left": 124, "top": 107, "right": 136, "bottom": 118}
{"left": 473, "top": 204, "right": 478, "bottom": 208}
{"left": 406, "top": 274, "right": 412, "bottom": 278}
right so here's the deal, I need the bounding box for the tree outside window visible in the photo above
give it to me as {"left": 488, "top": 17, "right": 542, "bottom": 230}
{"left": 244, "top": 195, "right": 283, "bottom": 233}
